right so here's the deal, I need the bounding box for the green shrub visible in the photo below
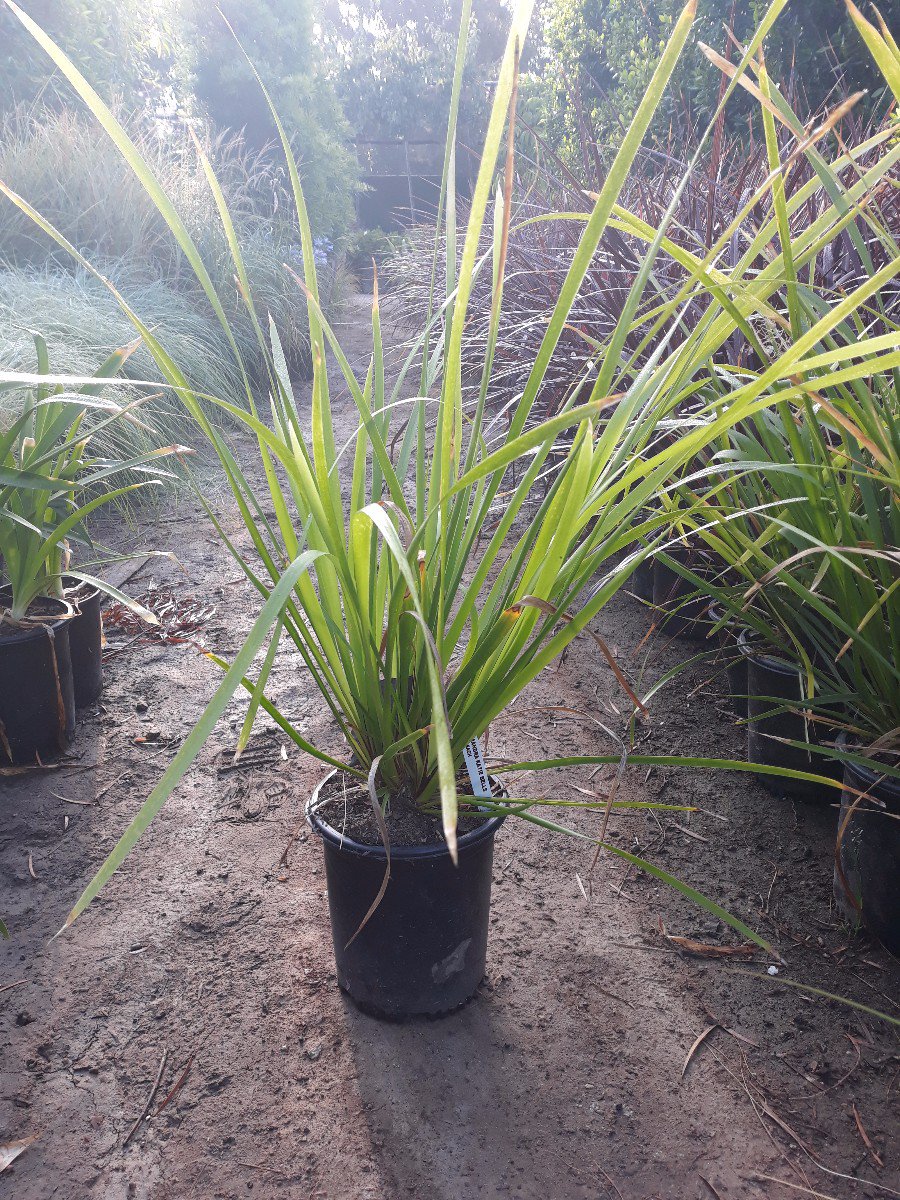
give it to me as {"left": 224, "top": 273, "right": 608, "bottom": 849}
{"left": 185, "top": 0, "right": 357, "bottom": 238}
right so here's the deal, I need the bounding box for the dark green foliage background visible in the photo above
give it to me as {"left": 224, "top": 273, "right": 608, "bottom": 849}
{"left": 186, "top": 0, "right": 356, "bottom": 235}
{"left": 534, "top": 0, "right": 900, "bottom": 154}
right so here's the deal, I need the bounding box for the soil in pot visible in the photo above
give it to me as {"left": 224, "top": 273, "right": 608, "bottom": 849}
{"left": 0, "top": 593, "right": 76, "bottom": 765}
{"left": 739, "top": 632, "right": 842, "bottom": 802}
{"left": 652, "top": 546, "right": 718, "bottom": 641}
{"left": 834, "top": 750, "right": 900, "bottom": 959}
{"left": 307, "top": 769, "right": 505, "bottom": 1020}
{"left": 64, "top": 580, "right": 103, "bottom": 707}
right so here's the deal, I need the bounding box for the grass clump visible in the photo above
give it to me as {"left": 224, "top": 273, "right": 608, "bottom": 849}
{"left": 0, "top": 105, "right": 355, "bottom": 457}
{"left": 0, "top": 267, "right": 242, "bottom": 455}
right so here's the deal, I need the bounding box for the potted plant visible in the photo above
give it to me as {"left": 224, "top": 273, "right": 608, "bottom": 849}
{"left": 745, "top": 371, "right": 900, "bottom": 952}
{"left": 11, "top": 0, "right": 899, "bottom": 1006}
{"left": 828, "top": 4, "right": 900, "bottom": 958}
{"left": 660, "top": 368, "right": 889, "bottom": 800}
{"left": 0, "top": 336, "right": 179, "bottom": 762}
{"left": 344, "top": 226, "right": 402, "bottom": 293}
{"left": 64, "top": 577, "right": 105, "bottom": 706}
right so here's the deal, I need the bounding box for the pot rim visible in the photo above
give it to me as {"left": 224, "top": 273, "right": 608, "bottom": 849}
{"left": 737, "top": 627, "right": 797, "bottom": 674}
{"left": 706, "top": 601, "right": 750, "bottom": 637}
{"left": 62, "top": 575, "right": 101, "bottom": 604}
{"left": 0, "top": 589, "right": 73, "bottom": 645}
{"left": 307, "top": 767, "right": 506, "bottom": 860}
{"left": 836, "top": 731, "right": 900, "bottom": 803}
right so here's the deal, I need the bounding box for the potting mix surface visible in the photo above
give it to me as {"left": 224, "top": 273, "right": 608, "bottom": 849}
{"left": 1, "top": 296, "right": 898, "bottom": 1200}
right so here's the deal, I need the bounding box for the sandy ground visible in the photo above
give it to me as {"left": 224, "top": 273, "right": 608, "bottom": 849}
{"left": 1, "top": 295, "right": 898, "bottom": 1200}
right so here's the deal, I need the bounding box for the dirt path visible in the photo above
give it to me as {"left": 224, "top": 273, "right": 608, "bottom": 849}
{"left": 1, "top": 295, "right": 898, "bottom": 1200}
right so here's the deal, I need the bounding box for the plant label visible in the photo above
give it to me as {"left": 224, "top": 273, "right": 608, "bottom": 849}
{"left": 462, "top": 736, "right": 491, "bottom": 799}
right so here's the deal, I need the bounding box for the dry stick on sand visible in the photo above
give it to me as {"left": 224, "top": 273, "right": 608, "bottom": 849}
{"left": 717, "top": 1044, "right": 900, "bottom": 1199}
{"left": 751, "top": 1173, "right": 851, "bottom": 1199}
{"left": 852, "top": 1103, "right": 885, "bottom": 1169}
{"left": 598, "top": 1167, "right": 625, "bottom": 1200}
{"left": 51, "top": 779, "right": 117, "bottom": 806}
{"left": 155, "top": 1048, "right": 198, "bottom": 1116}
{"left": 278, "top": 814, "right": 309, "bottom": 868}
{"left": 123, "top": 1049, "right": 169, "bottom": 1147}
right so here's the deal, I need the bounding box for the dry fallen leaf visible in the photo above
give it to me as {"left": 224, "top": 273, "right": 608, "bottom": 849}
{"left": 659, "top": 920, "right": 756, "bottom": 960}
{"left": 667, "top": 935, "right": 756, "bottom": 959}
{"left": 1, "top": 1134, "right": 39, "bottom": 1173}
{"left": 682, "top": 1024, "right": 718, "bottom": 1079}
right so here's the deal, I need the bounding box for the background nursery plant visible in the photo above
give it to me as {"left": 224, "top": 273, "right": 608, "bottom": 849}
{"left": 0, "top": 339, "right": 176, "bottom": 764}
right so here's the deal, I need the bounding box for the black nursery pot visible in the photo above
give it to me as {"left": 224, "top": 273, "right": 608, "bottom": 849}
{"left": 628, "top": 511, "right": 655, "bottom": 602}
{"left": 307, "top": 771, "right": 505, "bottom": 1020}
{"left": 0, "top": 591, "right": 76, "bottom": 765}
{"left": 834, "top": 751, "right": 900, "bottom": 959}
{"left": 631, "top": 554, "right": 655, "bottom": 602}
{"left": 652, "top": 546, "right": 715, "bottom": 641}
{"left": 707, "top": 603, "right": 747, "bottom": 717}
{"left": 739, "top": 631, "right": 841, "bottom": 802}
{"left": 64, "top": 580, "right": 103, "bottom": 707}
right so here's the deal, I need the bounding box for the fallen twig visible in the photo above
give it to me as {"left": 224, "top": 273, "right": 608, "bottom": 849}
{"left": 698, "top": 1176, "right": 726, "bottom": 1200}
{"left": 751, "top": 1173, "right": 845, "bottom": 1199}
{"left": 598, "top": 1167, "right": 625, "bottom": 1200}
{"left": 236, "top": 1161, "right": 286, "bottom": 1176}
{"left": 155, "top": 1049, "right": 197, "bottom": 1116}
{"left": 852, "top": 1103, "right": 884, "bottom": 1168}
{"left": 123, "top": 1049, "right": 169, "bottom": 1147}
{"left": 52, "top": 792, "right": 93, "bottom": 806}
{"left": 669, "top": 821, "right": 709, "bottom": 843}
{"left": 659, "top": 920, "right": 757, "bottom": 960}
{"left": 278, "top": 815, "right": 308, "bottom": 868}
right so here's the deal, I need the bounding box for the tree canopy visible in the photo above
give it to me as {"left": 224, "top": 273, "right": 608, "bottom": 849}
{"left": 183, "top": 0, "right": 356, "bottom": 235}
{"left": 534, "top": 0, "right": 900, "bottom": 156}
{"left": 317, "top": 0, "right": 511, "bottom": 142}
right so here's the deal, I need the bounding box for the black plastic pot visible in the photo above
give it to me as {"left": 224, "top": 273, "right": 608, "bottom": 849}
{"left": 834, "top": 749, "right": 900, "bottom": 958}
{"left": 0, "top": 592, "right": 76, "bottom": 765}
{"left": 739, "top": 631, "right": 841, "bottom": 802}
{"left": 707, "top": 603, "right": 747, "bottom": 717}
{"left": 628, "top": 511, "right": 655, "bottom": 602}
{"left": 652, "top": 546, "right": 716, "bottom": 641}
{"left": 307, "top": 770, "right": 504, "bottom": 1019}
{"left": 631, "top": 555, "right": 655, "bottom": 602}
{"left": 354, "top": 258, "right": 375, "bottom": 293}
{"left": 64, "top": 581, "right": 103, "bottom": 707}
{"left": 351, "top": 256, "right": 390, "bottom": 294}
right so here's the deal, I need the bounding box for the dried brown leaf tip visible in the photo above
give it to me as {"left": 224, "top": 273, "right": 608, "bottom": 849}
{"left": 659, "top": 919, "right": 756, "bottom": 960}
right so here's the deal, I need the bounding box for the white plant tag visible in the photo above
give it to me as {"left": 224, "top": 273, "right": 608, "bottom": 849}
{"left": 462, "top": 736, "right": 491, "bottom": 799}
